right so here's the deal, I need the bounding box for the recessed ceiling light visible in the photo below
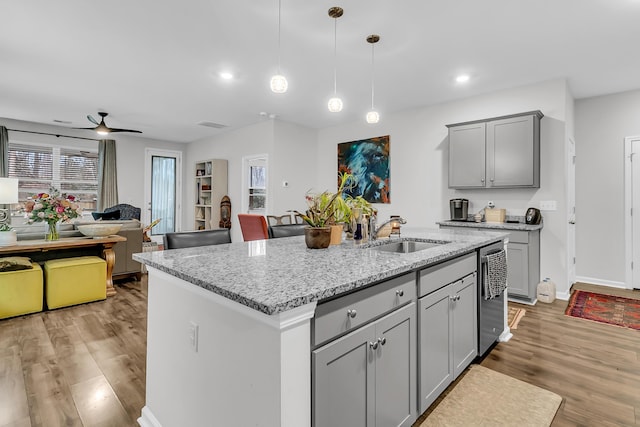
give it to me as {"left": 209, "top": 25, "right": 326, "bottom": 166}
{"left": 456, "top": 74, "right": 470, "bottom": 83}
{"left": 219, "top": 72, "right": 234, "bottom": 80}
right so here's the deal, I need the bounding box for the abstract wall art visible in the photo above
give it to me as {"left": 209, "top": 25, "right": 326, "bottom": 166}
{"left": 338, "top": 135, "right": 390, "bottom": 203}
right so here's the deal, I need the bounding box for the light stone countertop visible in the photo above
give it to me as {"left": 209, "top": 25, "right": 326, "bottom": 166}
{"left": 437, "top": 218, "right": 543, "bottom": 231}
{"left": 133, "top": 227, "right": 507, "bottom": 315}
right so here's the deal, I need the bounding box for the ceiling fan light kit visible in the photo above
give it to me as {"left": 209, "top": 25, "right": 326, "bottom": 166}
{"left": 74, "top": 112, "right": 142, "bottom": 135}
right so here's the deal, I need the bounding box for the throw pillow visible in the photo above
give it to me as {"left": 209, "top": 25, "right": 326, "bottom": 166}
{"left": 91, "top": 210, "right": 121, "bottom": 221}
{"left": 0, "top": 256, "right": 34, "bottom": 272}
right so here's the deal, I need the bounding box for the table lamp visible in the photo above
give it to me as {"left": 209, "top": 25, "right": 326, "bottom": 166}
{"left": 0, "top": 177, "right": 19, "bottom": 227}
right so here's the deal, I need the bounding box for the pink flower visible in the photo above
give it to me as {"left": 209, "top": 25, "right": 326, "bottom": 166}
{"left": 56, "top": 206, "right": 65, "bottom": 213}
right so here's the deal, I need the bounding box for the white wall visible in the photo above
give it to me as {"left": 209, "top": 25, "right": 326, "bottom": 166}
{"left": 575, "top": 89, "right": 640, "bottom": 286}
{"left": 316, "top": 79, "right": 572, "bottom": 296}
{"left": 185, "top": 119, "right": 317, "bottom": 242}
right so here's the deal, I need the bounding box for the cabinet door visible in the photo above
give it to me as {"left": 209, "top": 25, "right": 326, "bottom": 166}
{"left": 452, "top": 274, "right": 477, "bottom": 378}
{"left": 486, "top": 115, "right": 536, "bottom": 187}
{"left": 313, "top": 323, "right": 375, "bottom": 427}
{"left": 418, "top": 285, "right": 452, "bottom": 414}
{"left": 506, "top": 242, "right": 529, "bottom": 297}
{"left": 375, "top": 303, "right": 416, "bottom": 427}
{"left": 448, "top": 122, "right": 486, "bottom": 188}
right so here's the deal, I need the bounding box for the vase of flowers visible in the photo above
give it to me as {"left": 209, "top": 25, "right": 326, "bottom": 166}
{"left": 24, "top": 188, "right": 81, "bottom": 241}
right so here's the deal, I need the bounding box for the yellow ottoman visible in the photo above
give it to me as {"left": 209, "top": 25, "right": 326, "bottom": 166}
{"left": 0, "top": 262, "right": 44, "bottom": 319}
{"left": 44, "top": 256, "right": 107, "bottom": 309}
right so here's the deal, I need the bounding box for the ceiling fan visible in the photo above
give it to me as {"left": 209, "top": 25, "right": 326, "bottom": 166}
{"left": 75, "top": 112, "right": 142, "bottom": 135}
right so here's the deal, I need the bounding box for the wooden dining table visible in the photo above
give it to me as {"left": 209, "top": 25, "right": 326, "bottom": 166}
{"left": 0, "top": 235, "right": 127, "bottom": 297}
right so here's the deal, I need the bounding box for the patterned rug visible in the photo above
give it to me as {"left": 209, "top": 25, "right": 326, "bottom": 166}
{"left": 565, "top": 290, "right": 640, "bottom": 331}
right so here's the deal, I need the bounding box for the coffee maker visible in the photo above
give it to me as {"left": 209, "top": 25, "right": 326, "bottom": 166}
{"left": 450, "top": 198, "right": 469, "bottom": 221}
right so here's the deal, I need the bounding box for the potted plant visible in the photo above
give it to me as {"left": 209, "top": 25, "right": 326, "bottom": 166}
{"left": 0, "top": 223, "right": 17, "bottom": 247}
{"left": 295, "top": 173, "right": 354, "bottom": 249}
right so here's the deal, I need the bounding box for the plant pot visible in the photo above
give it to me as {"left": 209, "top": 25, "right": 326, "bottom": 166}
{"left": 329, "top": 224, "right": 344, "bottom": 246}
{"left": 304, "top": 226, "right": 332, "bottom": 249}
{"left": 0, "top": 230, "right": 17, "bottom": 247}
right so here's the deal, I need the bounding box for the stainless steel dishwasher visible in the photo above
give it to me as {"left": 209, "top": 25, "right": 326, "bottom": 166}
{"left": 478, "top": 241, "right": 506, "bottom": 355}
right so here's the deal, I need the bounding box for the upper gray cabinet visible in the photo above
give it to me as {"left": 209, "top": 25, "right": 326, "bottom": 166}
{"left": 447, "top": 110, "right": 543, "bottom": 189}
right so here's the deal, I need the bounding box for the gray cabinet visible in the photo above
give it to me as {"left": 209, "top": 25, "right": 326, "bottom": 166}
{"left": 417, "top": 254, "right": 477, "bottom": 413}
{"left": 448, "top": 110, "right": 543, "bottom": 189}
{"left": 313, "top": 303, "right": 416, "bottom": 427}
{"left": 506, "top": 230, "right": 540, "bottom": 304}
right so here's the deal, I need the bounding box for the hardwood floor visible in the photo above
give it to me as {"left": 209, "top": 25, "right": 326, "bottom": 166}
{"left": 0, "top": 278, "right": 147, "bottom": 427}
{"left": 1, "top": 280, "right": 639, "bottom": 426}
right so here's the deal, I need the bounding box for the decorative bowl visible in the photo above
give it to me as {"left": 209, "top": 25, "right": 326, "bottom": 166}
{"left": 77, "top": 224, "right": 122, "bottom": 238}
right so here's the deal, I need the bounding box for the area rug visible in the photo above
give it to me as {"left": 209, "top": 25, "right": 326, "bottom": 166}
{"left": 565, "top": 290, "right": 640, "bottom": 331}
{"left": 508, "top": 307, "right": 526, "bottom": 330}
{"left": 420, "top": 365, "right": 562, "bottom": 427}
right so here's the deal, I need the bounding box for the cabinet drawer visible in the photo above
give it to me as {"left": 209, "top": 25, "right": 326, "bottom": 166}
{"left": 508, "top": 230, "right": 529, "bottom": 244}
{"left": 313, "top": 273, "right": 416, "bottom": 347}
{"left": 419, "top": 253, "right": 476, "bottom": 297}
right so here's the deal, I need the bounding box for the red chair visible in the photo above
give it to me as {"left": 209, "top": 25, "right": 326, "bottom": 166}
{"left": 238, "top": 214, "right": 269, "bottom": 241}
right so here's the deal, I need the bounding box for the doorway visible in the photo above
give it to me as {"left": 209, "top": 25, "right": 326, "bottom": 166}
{"left": 567, "top": 138, "right": 576, "bottom": 288}
{"left": 144, "top": 148, "right": 182, "bottom": 244}
{"left": 624, "top": 136, "right": 640, "bottom": 289}
{"left": 242, "top": 154, "right": 268, "bottom": 214}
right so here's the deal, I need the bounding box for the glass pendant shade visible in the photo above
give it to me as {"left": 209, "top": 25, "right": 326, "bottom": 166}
{"left": 328, "top": 97, "right": 343, "bottom": 113}
{"left": 366, "top": 110, "right": 380, "bottom": 124}
{"left": 270, "top": 74, "right": 288, "bottom": 93}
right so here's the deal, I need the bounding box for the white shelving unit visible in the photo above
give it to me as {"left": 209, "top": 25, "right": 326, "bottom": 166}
{"left": 195, "top": 159, "right": 228, "bottom": 230}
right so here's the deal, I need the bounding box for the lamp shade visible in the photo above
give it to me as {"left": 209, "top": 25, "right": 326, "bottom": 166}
{"left": 0, "top": 178, "right": 18, "bottom": 204}
{"left": 328, "top": 97, "right": 343, "bottom": 113}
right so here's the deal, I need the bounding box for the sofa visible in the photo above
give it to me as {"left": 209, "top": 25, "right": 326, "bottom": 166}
{"left": 13, "top": 218, "right": 144, "bottom": 280}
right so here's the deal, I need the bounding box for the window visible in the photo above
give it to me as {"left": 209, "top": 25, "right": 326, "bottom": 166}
{"left": 249, "top": 165, "right": 266, "bottom": 211}
{"left": 8, "top": 142, "right": 99, "bottom": 212}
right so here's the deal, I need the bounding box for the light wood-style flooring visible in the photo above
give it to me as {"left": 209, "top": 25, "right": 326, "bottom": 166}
{"left": 0, "top": 278, "right": 147, "bottom": 427}
{"left": 1, "top": 280, "right": 639, "bottom": 426}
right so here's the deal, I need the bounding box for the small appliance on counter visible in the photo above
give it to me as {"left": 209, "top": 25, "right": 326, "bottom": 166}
{"left": 449, "top": 198, "right": 469, "bottom": 221}
{"left": 525, "top": 207, "right": 542, "bottom": 224}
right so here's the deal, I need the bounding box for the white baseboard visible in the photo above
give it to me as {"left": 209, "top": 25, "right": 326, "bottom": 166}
{"left": 138, "top": 407, "right": 162, "bottom": 427}
{"left": 575, "top": 276, "right": 627, "bottom": 289}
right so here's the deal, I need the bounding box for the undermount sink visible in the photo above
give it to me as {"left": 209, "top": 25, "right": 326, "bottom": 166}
{"left": 372, "top": 240, "right": 447, "bottom": 254}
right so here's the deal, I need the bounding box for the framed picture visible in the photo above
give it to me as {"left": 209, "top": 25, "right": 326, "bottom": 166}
{"left": 338, "top": 135, "right": 390, "bottom": 203}
{"left": 196, "top": 169, "right": 205, "bottom": 176}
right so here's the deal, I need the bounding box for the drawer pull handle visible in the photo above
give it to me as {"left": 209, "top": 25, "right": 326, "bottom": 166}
{"left": 396, "top": 289, "right": 404, "bottom": 297}
{"left": 450, "top": 295, "right": 461, "bottom": 302}
{"left": 369, "top": 341, "right": 379, "bottom": 350}
{"left": 378, "top": 337, "right": 387, "bottom": 346}
{"left": 347, "top": 309, "right": 357, "bottom": 318}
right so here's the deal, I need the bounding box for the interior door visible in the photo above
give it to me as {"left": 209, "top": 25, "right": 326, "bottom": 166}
{"left": 144, "top": 148, "right": 182, "bottom": 244}
{"left": 567, "top": 138, "right": 576, "bottom": 288}
{"left": 632, "top": 139, "right": 640, "bottom": 289}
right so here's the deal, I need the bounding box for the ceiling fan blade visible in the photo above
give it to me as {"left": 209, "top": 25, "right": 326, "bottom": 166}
{"left": 87, "top": 115, "right": 99, "bottom": 125}
{"left": 72, "top": 126, "right": 99, "bottom": 130}
{"left": 108, "top": 128, "right": 143, "bottom": 134}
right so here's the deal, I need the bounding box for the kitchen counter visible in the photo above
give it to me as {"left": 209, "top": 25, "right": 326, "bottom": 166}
{"left": 133, "top": 227, "right": 507, "bottom": 315}
{"left": 437, "top": 218, "right": 543, "bottom": 231}
{"left": 134, "top": 227, "right": 507, "bottom": 427}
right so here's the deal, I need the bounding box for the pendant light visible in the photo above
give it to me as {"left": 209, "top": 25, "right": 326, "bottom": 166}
{"left": 366, "top": 34, "right": 380, "bottom": 124}
{"left": 270, "top": 0, "right": 288, "bottom": 93}
{"left": 327, "top": 7, "right": 344, "bottom": 112}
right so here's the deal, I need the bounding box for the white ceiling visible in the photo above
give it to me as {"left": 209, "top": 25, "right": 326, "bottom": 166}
{"left": 1, "top": 0, "right": 639, "bottom": 143}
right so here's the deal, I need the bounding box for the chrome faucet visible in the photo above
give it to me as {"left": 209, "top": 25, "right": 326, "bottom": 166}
{"left": 370, "top": 217, "right": 407, "bottom": 240}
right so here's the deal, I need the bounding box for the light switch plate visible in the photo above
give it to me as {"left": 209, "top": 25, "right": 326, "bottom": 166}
{"left": 539, "top": 200, "right": 557, "bottom": 211}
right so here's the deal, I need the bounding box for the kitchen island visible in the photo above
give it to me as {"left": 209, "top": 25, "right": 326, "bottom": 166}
{"left": 134, "top": 227, "right": 507, "bottom": 427}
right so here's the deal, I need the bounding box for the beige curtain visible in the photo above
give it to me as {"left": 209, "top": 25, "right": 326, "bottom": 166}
{"left": 97, "top": 139, "right": 118, "bottom": 211}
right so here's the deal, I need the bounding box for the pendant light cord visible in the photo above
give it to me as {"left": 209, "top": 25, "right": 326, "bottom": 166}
{"left": 333, "top": 17, "right": 338, "bottom": 95}
{"left": 370, "top": 43, "right": 375, "bottom": 109}
{"left": 277, "top": 0, "right": 282, "bottom": 73}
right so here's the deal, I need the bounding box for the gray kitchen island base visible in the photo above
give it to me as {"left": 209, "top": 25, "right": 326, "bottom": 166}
{"left": 137, "top": 267, "right": 316, "bottom": 427}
